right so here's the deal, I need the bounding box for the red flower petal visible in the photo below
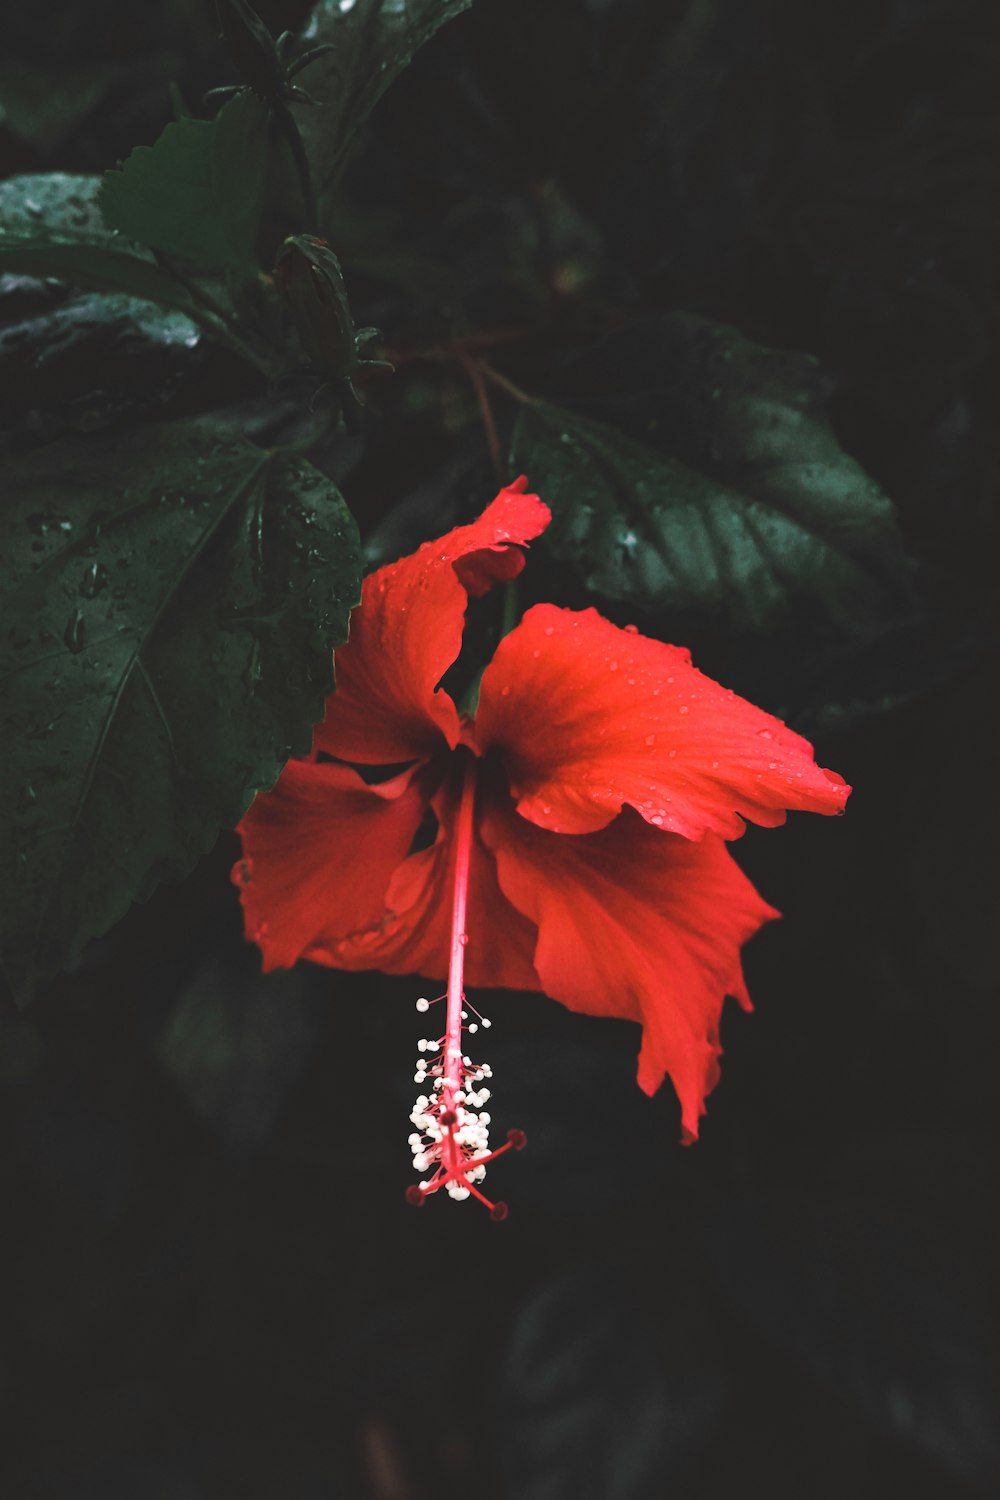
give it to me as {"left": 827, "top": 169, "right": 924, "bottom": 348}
{"left": 475, "top": 604, "right": 850, "bottom": 837}
{"left": 480, "top": 795, "right": 779, "bottom": 1140}
{"left": 234, "top": 760, "right": 428, "bottom": 972}
{"left": 318, "top": 766, "right": 540, "bottom": 992}
{"left": 316, "top": 479, "right": 550, "bottom": 765}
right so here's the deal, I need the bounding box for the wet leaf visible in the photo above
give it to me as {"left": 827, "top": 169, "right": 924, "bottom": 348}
{"left": 99, "top": 93, "right": 269, "bottom": 280}
{"left": 510, "top": 316, "right": 904, "bottom": 629}
{"left": 0, "top": 174, "right": 108, "bottom": 236}
{"left": 0, "top": 173, "right": 201, "bottom": 318}
{"left": 0, "top": 289, "right": 205, "bottom": 432}
{"left": 0, "top": 235, "right": 203, "bottom": 318}
{"left": 0, "top": 420, "right": 360, "bottom": 1002}
{"left": 297, "top": 0, "right": 473, "bottom": 194}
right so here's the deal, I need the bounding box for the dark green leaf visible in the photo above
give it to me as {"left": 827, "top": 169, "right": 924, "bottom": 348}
{"left": 99, "top": 93, "right": 269, "bottom": 279}
{"left": 510, "top": 318, "right": 902, "bottom": 629}
{"left": 0, "top": 173, "right": 201, "bottom": 319}
{"left": 0, "top": 421, "right": 360, "bottom": 1002}
{"left": 0, "top": 174, "right": 111, "bottom": 237}
{"left": 0, "top": 290, "right": 207, "bottom": 434}
{"left": 297, "top": 0, "right": 473, "bottom": 194}
{"left": 0, "top": 234, "right": 207, "bottom": 320}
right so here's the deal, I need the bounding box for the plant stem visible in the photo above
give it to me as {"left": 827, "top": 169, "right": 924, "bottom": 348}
{"left": 153, "top": 253, "right": 276, "bottom": 378}
{"left": 478, "top": 361, "right": 537, "bottom": 405}
{"left": 454, "top": 351, "right": 503, "bottom": 482}
{"left": 272, "top": 103, "right": 319, "bottom": 232}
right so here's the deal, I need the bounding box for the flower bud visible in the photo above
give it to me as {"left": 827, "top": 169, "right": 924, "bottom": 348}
{"left": 274, "top": 234, "right": 367, "bottom": 379}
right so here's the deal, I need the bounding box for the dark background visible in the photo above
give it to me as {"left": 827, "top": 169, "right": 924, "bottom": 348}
{"left": 1, "top": 2, "right": 998, "bottom": 1496}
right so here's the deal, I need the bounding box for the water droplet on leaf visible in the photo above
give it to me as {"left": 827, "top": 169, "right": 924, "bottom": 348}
{"left": 80, "top": 562, "right": 109, "bottom": 598}
{"left": 63, "top": 610, "right": 85, "bottom": 653}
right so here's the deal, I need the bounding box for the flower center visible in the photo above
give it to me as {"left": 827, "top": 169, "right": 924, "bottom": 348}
{"left": 406, "top": 752, "right": 526, "bottom": 1216}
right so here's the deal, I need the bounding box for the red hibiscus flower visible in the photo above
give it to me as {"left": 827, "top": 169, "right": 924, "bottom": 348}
{"left": 234, "top": 479, "right": 849, "bottom": 1213}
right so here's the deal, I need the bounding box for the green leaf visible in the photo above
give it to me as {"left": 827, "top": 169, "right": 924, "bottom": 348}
{"left": 0, "top": 173, "right": 107, "bottom": 235}
{"left": 0, "top": 233, "right": 208, "bottom": 319}
{"left": 510, "top": 317, "right": 902, "bottom": 629}
{"left": 99, "top": 93, "right": 269, "bottom": 279}
{"left": 0, "top": 421, "right": 360, "bottom": 1002}
{"left": 0, "top": 172, "right": 202, "bottom": 320}
{"left": 0, "top": 174, "right": 277, "bottom": 375}
{"left": 298, "top": 0, "right": 473, "bottom": 192}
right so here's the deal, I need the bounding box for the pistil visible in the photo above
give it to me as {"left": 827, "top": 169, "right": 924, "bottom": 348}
{"left": 406, "top": 753, "right": 526, "bottom": 1214}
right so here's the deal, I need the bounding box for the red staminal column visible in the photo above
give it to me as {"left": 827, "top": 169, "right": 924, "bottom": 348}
{"left": 406, "top": 754, "right": 525, "bottom": 1215}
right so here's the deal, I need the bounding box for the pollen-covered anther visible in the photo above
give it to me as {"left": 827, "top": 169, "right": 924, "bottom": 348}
{"left": 415, "top": 992, "right": 445, "bottom": 1014}
{"left": 407, "top": 1032, "right": 527, "bottom": 1216}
